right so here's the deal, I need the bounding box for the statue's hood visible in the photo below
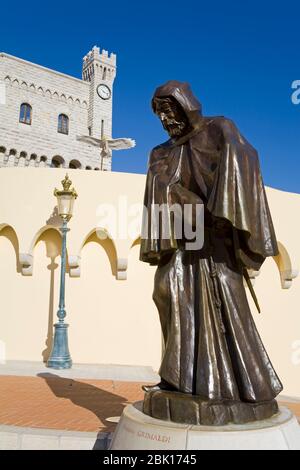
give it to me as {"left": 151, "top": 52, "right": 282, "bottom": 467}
{"left": 152, "top": 80, "right": 202, "bottom": 120}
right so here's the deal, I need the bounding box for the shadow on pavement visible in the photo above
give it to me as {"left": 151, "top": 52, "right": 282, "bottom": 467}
{"left": 37, "top": 372, "right": 129, "bottom": 437}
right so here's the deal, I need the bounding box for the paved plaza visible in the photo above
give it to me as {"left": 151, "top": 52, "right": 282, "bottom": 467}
{"left": 0, "top": 362, "right": 298, "bottom": 449}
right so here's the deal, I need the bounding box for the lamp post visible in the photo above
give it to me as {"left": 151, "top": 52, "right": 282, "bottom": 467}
{"left": 47, "top": 174, "right": 78, "bottom": 369}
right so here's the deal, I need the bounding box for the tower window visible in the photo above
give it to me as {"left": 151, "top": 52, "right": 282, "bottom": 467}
{"left": 58, "top": 114, "right": 69, "bottom": 135}
{"left": 19, "top": 103, "right": 32, "bottom": 125}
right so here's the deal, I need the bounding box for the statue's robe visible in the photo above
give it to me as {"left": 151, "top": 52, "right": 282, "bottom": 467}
{"left": 140, "top": 82, "right": 283, "bottom": 402}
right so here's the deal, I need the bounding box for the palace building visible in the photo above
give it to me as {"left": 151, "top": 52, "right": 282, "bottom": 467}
{"left": 0, "top": 46, "right": 116, "bottom": 170}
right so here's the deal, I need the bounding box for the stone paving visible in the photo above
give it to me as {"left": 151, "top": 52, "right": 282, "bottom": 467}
{"left": 0, "top": 374, "right": 298, "bottom": 434}
{"left": 0, "top": 362, "right": 298, "bottom": 449}
{"left": 0, "top": 374, "right": 144, "bottom": 433}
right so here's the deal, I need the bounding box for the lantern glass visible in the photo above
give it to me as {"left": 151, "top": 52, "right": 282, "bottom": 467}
{"left": 56, "top": 193, "right": 75, "bottom": 219}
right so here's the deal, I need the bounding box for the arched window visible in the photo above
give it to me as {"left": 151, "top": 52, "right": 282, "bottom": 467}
{"left": 51, "top": 156, "right": 65, "bottom": 168}
{"left": 18, "top": 151, "right": 27, "bottom": 167}
{"left": 0, "top": 147, "right": 6, "bottom": 166}
{"left": 40, "top": 156, "right": 47, "bottom": 167}
{"left": 69, "top": 159, "right": 81, "bottom": 169}
{"left": 29, "top": 154, "right": 37, "bottom": 167}
{"left": 19, "top": 103, "right": 32, "bottom": 125}
{"left": 7, "top": 149, "right": 16, "bottom": 167}
{"left": 86, "top": 166, "right": 92, "bottom": 170}
{"left": 58, "top": 114, "right": 69, "bottom": 135}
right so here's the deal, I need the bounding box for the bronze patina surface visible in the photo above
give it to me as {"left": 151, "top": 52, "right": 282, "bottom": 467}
{"left": 140, "top": 81, "right": 283, "bottom": 426}
{"left": 143, "top": 390, "right": 279, "bottom": 426}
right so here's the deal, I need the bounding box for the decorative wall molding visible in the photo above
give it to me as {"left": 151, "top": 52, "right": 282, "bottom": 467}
{"left": 4, "top": 75, "right": 88, "bottom": 108}
{"left": 116, "top": 258, "right": 128, "bottom": 280}
{"left": 0, "top": 145, "right": 101, "bottom": 170}
{"left": 274, "top": 241, "right": 299, "bottom": 289}
{"left": 279, "top": 268, "right": 299, "bottom": 289}
{"left": 68, "top": 255, "right": 81, "bottom": 278}
{"left": 246, "top": 269, "right": 261, "bottom": 286}
{"left": 19, "top": 253, "right": 33, "bottom": 276}
{"left": 0, "top": 221, "right": 298, "bottom": 288}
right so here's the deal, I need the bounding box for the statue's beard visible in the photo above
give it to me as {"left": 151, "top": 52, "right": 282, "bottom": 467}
{"left": 163, "top": 119, "right": 189, "bottom": 137}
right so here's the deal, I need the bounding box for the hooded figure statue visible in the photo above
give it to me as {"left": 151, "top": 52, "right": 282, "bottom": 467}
{"left": 140, "top": 80, "right": 283, "bottom": 426}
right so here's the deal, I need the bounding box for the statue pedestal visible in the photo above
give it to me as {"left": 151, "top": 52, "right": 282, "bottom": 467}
{"left": 110, "top": 402, "right": 300, "bottom": 450}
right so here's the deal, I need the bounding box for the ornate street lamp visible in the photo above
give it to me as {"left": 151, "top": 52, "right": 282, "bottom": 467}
{"left": 47, "top": 174, "right": 78, "bottom": 369}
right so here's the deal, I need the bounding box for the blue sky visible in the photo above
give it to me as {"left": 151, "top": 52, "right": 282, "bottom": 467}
{"left": 1, "top": 0, "right": 299, "bottom": 193}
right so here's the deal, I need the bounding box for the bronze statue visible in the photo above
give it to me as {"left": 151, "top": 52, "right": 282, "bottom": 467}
{"left": 139, "top": 81, "right": 283, "bottom": 426}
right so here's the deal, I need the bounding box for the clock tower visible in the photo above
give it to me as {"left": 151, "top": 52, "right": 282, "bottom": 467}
{"left": 82, "top": 46, "right": 116, "bottom": 143}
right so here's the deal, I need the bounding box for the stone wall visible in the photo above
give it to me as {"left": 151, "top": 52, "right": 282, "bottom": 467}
{"left": 0, "top": 168, "right": 299, "bottom": 396}
{"left": 0, "top": 49, "right": 116, "bottom": 171}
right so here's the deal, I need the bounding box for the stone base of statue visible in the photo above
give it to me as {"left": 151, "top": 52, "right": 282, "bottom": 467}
{"left": 143, "top": 389, "right": 279, "bottom": 425}
{"left": 110, "top": 402, "right": 300, "bottom": 450}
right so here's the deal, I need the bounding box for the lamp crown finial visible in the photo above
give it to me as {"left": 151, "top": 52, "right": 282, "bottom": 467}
{"left": 62, "top": 174, "right": 72, "bottom": 191}
{"left": 54, "top": 173, "right": 78, "bottom": 200}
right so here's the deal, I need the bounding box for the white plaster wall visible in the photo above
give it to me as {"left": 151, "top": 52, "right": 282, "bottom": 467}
{"left": 0, "top": 167, "right": 299, "bottom": 397}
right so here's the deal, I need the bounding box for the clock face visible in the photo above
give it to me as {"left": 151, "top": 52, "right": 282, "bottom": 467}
{"left": 97, "top": 84, "right": 111, "bottom": 100}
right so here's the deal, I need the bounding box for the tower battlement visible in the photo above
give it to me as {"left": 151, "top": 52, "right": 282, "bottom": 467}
{"left": 83, "top": 46, "right": 116, "bottom": 68}
{"left": 82, "top": 46, "right": 116, "bottom": 83}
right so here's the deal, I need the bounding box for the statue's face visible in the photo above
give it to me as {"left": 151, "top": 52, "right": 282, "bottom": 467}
{"left": 154, "top": 98, "right": 190, "bottom": 138}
